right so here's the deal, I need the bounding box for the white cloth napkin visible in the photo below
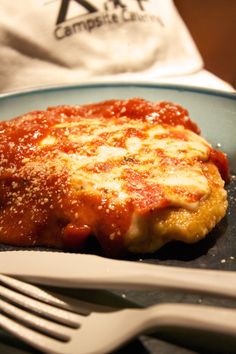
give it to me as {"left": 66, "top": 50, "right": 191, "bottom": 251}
{"left": 0, "top": 0, "right": 233, "bottom": 93}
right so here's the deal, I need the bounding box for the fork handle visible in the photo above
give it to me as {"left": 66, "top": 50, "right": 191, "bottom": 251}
{"left": 142, "top": 303, "right": 236, "bottom": 337}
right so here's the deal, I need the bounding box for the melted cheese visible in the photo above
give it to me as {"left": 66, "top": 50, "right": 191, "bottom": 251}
{"left": 39, "top": 116, "right": 211, "bottom": 212}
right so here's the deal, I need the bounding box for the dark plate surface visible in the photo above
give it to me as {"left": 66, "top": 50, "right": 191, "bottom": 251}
{"left": 0, "top": 83, "right": 236, "bottom": 354}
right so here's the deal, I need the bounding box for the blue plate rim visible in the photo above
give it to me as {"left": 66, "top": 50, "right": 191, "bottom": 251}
{"left": 0, "top": 82, "right": 235, "bottom": 101}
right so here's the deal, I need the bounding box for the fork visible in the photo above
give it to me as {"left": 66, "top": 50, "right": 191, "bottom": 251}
{"left": 1, "top": 275, "right": 236, "bottom": 354}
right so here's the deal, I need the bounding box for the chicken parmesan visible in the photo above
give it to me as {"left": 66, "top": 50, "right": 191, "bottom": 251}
{"left": 0, "top": 98, "right": 229, "bottom": 256}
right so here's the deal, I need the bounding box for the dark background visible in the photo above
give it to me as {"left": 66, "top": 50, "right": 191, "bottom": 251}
{"left": 175, "top": 0, "right": 236, "bottom": 88}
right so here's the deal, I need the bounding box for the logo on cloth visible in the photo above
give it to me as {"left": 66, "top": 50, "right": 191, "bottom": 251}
{"left": 54, "top": 0, "right": 163, "bottom": 40}
{"left": 56, "top": 0, "right": 97, "bottom": 25}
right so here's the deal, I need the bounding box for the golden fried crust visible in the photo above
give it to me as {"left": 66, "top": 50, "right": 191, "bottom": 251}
{"left": 125, "top": 163, "right": 227, "bottom": 253}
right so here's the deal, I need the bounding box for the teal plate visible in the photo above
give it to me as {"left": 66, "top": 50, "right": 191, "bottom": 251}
{"left": 0, "top": 83, "right": 236, "bottom": 354}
